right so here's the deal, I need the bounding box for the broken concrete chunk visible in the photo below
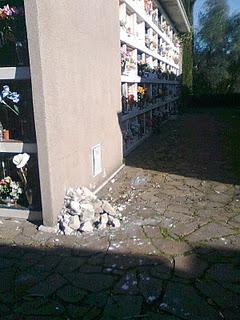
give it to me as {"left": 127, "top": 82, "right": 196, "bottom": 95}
{"left": 81, "top": 186, "right": 97, "bottom": 201}
{"left": 81, "top": 211, "right": 95, "bottom": 222}
{"left": 111, "top": 218, "right": 121, "bottom": 228}
{"left": 38, "top": 225, "right": 58, "bottom": 234}
{"left": 101, "top": 213, "right": 109, "bottom": 226}
{"left": 69, "top": 215, "right": 81, "bottom": 230}
{"left": 102, "top": 200, "right": 117, "bottom": 216}
{"left": 62, "top": 222, "right": 74, "bottom": 236}
{"left": 80, "top": 203, "right": 95, "bottom": 213}
{"left": 93, "top": 200, "right": 104, "bottom": 214}
{"left": 69, "top": 200, "right": 80, "bottom": 213}
{"left": 80, "top": 221, "right": 94, "bottom": 233}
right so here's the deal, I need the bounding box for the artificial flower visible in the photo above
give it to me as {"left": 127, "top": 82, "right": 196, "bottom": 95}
{"left": 0, "top": 85, "right": 20, "bottom": 116}
{"left": 13, "top": 153, "right": 30, "bottom": 169}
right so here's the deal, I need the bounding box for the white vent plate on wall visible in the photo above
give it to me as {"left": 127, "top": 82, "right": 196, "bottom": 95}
{"left": 92, "top": 144, "right": 102, "bottom": 177}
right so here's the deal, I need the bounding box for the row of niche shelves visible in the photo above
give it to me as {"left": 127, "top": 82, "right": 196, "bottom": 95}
{"left": 0, "top": 1, "right": 41, "bottom": 215}
{"left": 121, "top": 99, "right": 178, "bottom": 155}
{"left": 119, "top": 0, "right": 180, "bottom": 55}
{"left": 121, "top": 96, "right": 179, "bottom": 121}
{"left": 0, "top": 2, "right": 34, "bottom": 154}
{"left": 0, "top": 0, "right": 29, "bottom": 68}
{"left": 120, "top": 31, "right": 180, "bottom": 71}
{"left": 121, "top": 45, "right": 180, "bottom": 81}
{"left": 121, "top": 81, "right": 180, "bottom": 119}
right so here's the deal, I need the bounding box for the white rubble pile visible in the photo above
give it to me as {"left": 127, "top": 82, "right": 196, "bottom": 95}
{"left": 58, "top": 187, "right": 122, "bottom": 236}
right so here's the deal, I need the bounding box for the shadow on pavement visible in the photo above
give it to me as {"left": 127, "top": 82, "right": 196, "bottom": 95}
{"left": 126, "top": 108, "right": 240, "bottom": 186}
{"left": 0, "top": 242, "right": 240, "bottom": 320}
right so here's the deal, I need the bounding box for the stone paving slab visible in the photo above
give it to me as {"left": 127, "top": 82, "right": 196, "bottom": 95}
{"left": 1, "top": 109, "right": 240, "bottom": 319}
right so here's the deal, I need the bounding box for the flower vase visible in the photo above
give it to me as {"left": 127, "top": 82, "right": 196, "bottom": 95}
{"left": 3, "top": 129, "right": 9, "bottom": 140}
{"left": 0, "top": 197, "right": 16, "bottom": 207}
{"left": 25, "top": 188, "right": 33, "bottom": 209}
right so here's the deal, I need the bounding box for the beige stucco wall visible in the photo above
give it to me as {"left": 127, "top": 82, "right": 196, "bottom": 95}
{"left": 24, "top": 0, "right": 122, "bottom": 226}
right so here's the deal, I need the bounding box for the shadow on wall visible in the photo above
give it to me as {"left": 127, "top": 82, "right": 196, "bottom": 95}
{"left": 0, "top": 242, "right": 239, "bottom": 319}
{"left": 125, "top": 107, "right": 240, "bottom": 186}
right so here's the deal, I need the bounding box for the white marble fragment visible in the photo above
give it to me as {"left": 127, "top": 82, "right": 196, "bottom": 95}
{"left": 101, "top": 213, "right": 109, "bottom": 226}
{"left": 69, "top": 200, "right": 80, "bottom": 213}
{"left": 69, "top": 215, "right": 81, "bottom": 230}
{"left": 80, "top": 221, "right": 94, "bottom": 233}
{"left": 111, "top": 218, "right": 121, "bottom": 228}
{"left": 63, "top": 224, "right": 74, "bottom": 236}
{"left": 102, "top": 200, "right": 117, "bottom": 216}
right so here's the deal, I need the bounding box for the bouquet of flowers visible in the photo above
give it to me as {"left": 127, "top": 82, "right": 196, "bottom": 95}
{"left": 0, "top": 85, "right": 20, "bottom": 115}
{"left": 121, "top": 48, "right": 130, "bottom": 73}
{"left": 0, "top": 4, "right": 18, "bottom": 27}
{"left": 151, "top": 40, "right": 157, "bottom": 50}
{"left": 138, "top": 62, "right": 152, "bottom": 77}
{"left": 137, "top": 86, "right": 145, "bottom": 101}
{"left": 128, "top": 94, "right": 136, "bottom": 105}
{"left": 145, "top": 35, "right": 151, "bottom": 48}
{"left": 144, "top": 0, "right": 153, "bottom": 15}
{"left": 0, "top": 176, "right": 22, "bottom": 205}
{"left": 126, "top": 57, "right": 137, "bottom": 71}
{"left": 0, "top": 4, "right": 19, "bottom": 46}
{"left": 0, "top": 4, "right": 28, "bottom": 66}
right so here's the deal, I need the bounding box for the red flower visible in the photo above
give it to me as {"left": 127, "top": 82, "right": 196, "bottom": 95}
{"left": 128, "top": 94, "right": 135, "bottom": 103}
{"left": 0, "top": 179, "right": 6, "bottom": 185}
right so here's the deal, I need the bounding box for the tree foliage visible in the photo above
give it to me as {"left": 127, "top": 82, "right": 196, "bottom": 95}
{"left": 194, "top": 0, "right": 240, "bottom": 94}
{"left": 181, "top": 1, "right": 196, "bottom": 94}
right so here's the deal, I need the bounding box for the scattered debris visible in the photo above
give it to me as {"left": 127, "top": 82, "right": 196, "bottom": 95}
{"left": 131, "top": 176, "right": 148, "bottom": 186}
{"left": 235, "top": 189, "right": 240, "bottom": 201}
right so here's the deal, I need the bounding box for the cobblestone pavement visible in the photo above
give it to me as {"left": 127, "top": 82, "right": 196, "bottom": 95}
{"left": 1, "top": 108, "right": 240, "bottom": 319}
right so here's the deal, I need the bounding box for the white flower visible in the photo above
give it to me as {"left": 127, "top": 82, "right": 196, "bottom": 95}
{"left": 13, "top": 153, "right": 30, "bottom": 169}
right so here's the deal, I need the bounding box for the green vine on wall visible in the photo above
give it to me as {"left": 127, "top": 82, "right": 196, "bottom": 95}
{"left": 181, "top": 31, "right": 193, "bottom": 94}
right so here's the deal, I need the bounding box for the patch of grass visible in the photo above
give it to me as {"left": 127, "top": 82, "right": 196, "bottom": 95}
{"left": 177, "top": 234, "right": 185, "bottom": 242}
{"left": 159, "top": 227, "right": 171, "bottom": 239}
